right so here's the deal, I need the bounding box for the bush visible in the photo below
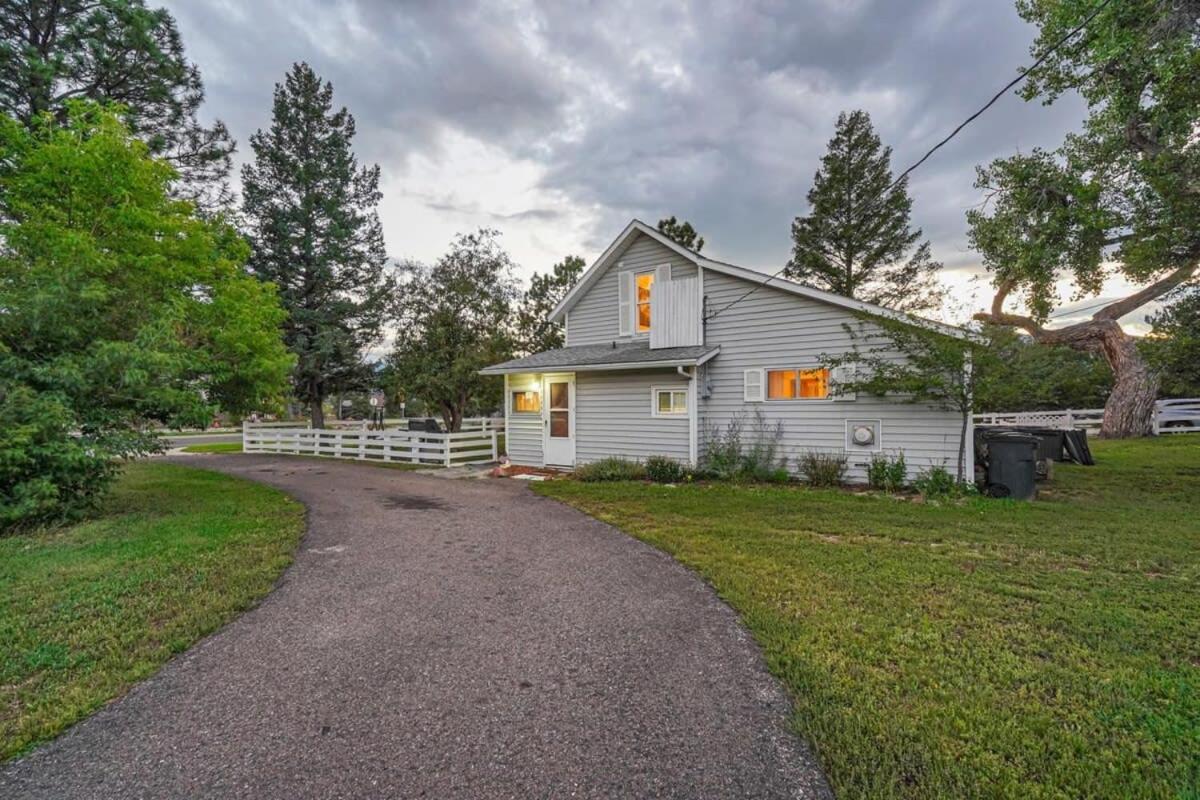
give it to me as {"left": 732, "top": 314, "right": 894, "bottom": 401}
{"left": 702, "top": 411, "right": 788, "bottom": 482}
{"left": 867, "top": 451, "right": 908, "bottom": 492}
{"left": 575, "top": 457, "right": 647, "bottom": 482}
{"left": 798, "top": 450, "right": 848, "bottom": 487}
{"left": 645, "top": 455, "right": 685, "bottom": 483}
{"left": 0, "top": 385, "right": 118, "bottom": 530}
{"left": 912, "top": 466, "right": 976, "bottom": 500}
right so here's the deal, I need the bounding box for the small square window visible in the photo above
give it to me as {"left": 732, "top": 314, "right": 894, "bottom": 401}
{"left": 653, "top": 388, "right": 687, "bottom": 416}
{"left": 511, "top": 391, "right": 541, "bottom": 413}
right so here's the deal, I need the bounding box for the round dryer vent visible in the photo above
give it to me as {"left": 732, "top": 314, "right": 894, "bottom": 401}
{"left": 851, "top": 424, "right": 876, "bottom": 447}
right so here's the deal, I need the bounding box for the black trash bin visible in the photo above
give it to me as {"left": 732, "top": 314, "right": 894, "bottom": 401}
{"left": 982, "top": 430, "right": 1038, "bottom": 500}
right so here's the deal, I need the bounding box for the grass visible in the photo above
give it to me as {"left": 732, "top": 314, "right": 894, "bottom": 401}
{"left": 0, "top": 461, "right": 304, "bottom": 761}
{"left": 180, "top": 441, "right": 242, "bottom": 453}
{"left": 534, "top": 437, "right": 1200, "bottom": 799}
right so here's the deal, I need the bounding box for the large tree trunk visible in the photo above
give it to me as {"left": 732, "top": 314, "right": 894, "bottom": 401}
{"left": 310, "top": 398, "right": 325, "bottom": 429}
{"left": 1033, "top": 319, "right": 1158, "bottom": 438}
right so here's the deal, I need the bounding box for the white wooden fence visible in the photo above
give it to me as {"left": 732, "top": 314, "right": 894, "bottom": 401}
{"left": 974, "top": 398, "right": 1199, "bottom": 435}
{"left": 243, "top": 421, "right": 502, "bottom": 466}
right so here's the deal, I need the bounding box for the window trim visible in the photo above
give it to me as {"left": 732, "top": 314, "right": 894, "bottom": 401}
{"left": 510, "top": 389, "right": 542, "bottom": 414}
{"left": 650, "top": 385, "right": 689, "bottom": 417}
{"left": 763, "top": 366, "right": 831, "bottom": 401}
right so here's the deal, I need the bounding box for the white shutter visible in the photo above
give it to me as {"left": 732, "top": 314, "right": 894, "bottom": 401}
{"left": 743, "top": 368, "right": 764, "bottom": 402}
{"left": 832, "top": 364, "right": 857, "bottom": 402}
{"left": 655, "top": 263, "right": 671, "bottom": 284}
{"left": 618, "top": 270, "right": 633, "bottom": 336}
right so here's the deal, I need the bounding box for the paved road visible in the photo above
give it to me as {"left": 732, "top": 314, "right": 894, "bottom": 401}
{"left": 1, "top": 455, "right": 832, "bottom": 800}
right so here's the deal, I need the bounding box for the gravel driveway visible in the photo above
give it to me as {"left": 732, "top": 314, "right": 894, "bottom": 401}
{"left": 1, "top": 455, "right": 831, "bottom": 799}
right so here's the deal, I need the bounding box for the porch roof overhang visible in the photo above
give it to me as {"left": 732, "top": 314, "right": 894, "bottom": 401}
{"left": 479, "top": 342, "right": 719, "bottom": 376}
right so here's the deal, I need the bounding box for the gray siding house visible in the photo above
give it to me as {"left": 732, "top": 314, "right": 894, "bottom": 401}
{"left": 482, "top": 220, "right": 974, "bottom": 481}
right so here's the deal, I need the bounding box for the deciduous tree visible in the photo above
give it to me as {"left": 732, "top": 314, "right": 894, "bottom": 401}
{"left": 1142, "top": 287, "right": 1200, "bottom": 399}
{"left": 389, "top": 230, "right": 519, "bottom": 432}
{"left": 0, "top": 104, "right": 291, "bottom": 527}
{"left": 787, "top": 110, "right": 944, "bottom": 314}
{"left": 241, "top": 63, "right": 392, "bottom": 429}
{"left": 968, "top": 0, "right": 1200, "bottom": 437}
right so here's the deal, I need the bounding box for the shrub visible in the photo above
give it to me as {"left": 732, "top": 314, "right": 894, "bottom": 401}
{"left": 575, "top": 457, "right": 647, "bottom": 482}
{"left": 798, "top": 450, "right": 848, "bottom": 487}
{"left": 867, "top": 451, "right": 908, "bottom": 492}
{"left": 645, "top": 455, "right": 685, "bottom": 483}
{"left": 912, "top": 466, "right": 976, "bottom": 500}
{"left": 702, "top": 410, "right": 788, "bottom": 482}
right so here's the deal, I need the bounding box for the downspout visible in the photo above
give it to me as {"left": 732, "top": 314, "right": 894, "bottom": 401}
{"left": 678, "top": 365, "right": 698, "bottom": 466}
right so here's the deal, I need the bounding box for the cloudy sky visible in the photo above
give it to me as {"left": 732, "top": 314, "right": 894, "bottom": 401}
{"left": 163, "top": 0, "right": 1151, "bottom": 330}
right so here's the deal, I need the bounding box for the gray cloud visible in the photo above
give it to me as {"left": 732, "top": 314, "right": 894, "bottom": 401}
{"left": 165, "top": 0, "right": 1090, "bottom": 285}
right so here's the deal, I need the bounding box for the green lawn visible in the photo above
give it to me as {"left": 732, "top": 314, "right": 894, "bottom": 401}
{"left": 534, "top": 436, "right": 1200, "bottom": 800}
{"left": 0, "top": 461, "right": 304, "bottom": 761}
{"left": 180, "top": 441, "right": 243, "bottom": 453}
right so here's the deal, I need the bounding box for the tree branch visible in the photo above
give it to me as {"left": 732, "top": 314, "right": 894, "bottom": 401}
{"left": 1093, "top": 261, "right": 1197, "bottom": 321}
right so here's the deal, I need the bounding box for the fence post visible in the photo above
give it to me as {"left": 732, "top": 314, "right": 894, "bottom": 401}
{"left": 491, "top": 430, "right": 498, "bottom": 462}
{"left": 444, "top": 434, "right": 452, "bottom": 467}
{"left": 1065, "top": 409, "right": 1074, "bottom": 430}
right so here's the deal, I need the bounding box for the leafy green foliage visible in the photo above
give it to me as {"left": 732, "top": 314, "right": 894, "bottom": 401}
{"left": 0, "top": 104, "right": 291, "bottom": 528}
{"left": 974, "top": 323, "right": 1112, "bottom": 411}
{"left": 866, "top": 451, "right": 907, "bottom": 492}
{"left": 0, "top": 0, "right": 234, "bottom": 208}
{"left": 702, "top": 411, "right": 789, "bottom": 482}
{"left": 0, "top": 461, "right": 303, "bottom": 759}
{"left": 645, "top": 455, "right": 686, "bottom": 483}
{"left": 797, "top": 450, "right": 848, "bottom": 487}
{"left": 516, "top": 254, "right": 585, "bottom": 353}
{"left": 787, "top": 110, "right": 944, "bottom": 314}
{"left": 656, "top": 216, "right": 705, "bottom": 252}
{"left": 911, "top": 466, "right": 973, "bottom": 500}
{"left": 241, "top": 63, "right": 392, "bottom": 428}
{"left": 575, "top": 457, "right": 647, "bottom": 482}
{"left": 538, "top": 437, "right": 1200, "bottom": 799}
{"left": 389, "top": 229, "right": 519, "bottom": 431}
{"left": 1142, "top": 287, "right": 1200, "bottom": 398}
{"left": 822, "top": 315, "right": 981, "bottom": 480}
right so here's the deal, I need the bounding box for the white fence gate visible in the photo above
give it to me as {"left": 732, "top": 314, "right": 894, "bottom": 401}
{"left": 974, "top": 399, "right": 1199, "bottom": 435}
{"left": 243, "top": 419, "right": 504, "bottom": 466}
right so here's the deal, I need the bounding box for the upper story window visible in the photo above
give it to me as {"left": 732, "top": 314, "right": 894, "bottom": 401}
{"left": 636, "top": 271, "right": 654, "bottom": 332}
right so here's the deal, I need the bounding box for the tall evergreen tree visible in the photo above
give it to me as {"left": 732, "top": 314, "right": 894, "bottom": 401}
{"left": 656, "top": 216, "right": 704, "bottom": 252}
{"left": 0, "top": 0, "right": 234, "bottom": 208}
{"left": 516, "top": 254, "right": 585, "bottom": 353}
{"left": 787, "top": 110, "right": 944, "bottom": 314}
{"left": 241, "top": 62, "right": 392, "bottom": 429}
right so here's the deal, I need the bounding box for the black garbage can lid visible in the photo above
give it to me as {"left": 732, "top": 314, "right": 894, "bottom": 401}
{"left": 981, "top": 429, "right": 1040, "bottom": 443}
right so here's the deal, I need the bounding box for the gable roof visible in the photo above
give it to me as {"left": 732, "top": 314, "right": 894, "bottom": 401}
{"left": 551, "top": 219, "right": 978, "bottom": 342}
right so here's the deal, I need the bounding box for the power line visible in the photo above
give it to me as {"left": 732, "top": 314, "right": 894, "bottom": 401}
{"left": 703, "top": 0, "right": 1115, "bottom": 323}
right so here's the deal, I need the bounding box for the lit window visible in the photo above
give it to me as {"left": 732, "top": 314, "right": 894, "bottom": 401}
{"left": 653, "top": 388, "right": 687, "bottom": 416}
{"left": 636, "top": 272, "right": 654, "bottom": 332}
{"left": 766, "top": 368, "right": 829, "bottom": 400}
{"left": 799, "top": 369, "right": 829, "bottom": 398}
{"left": 511, "top": 391, "right": 541, "bottom": 413}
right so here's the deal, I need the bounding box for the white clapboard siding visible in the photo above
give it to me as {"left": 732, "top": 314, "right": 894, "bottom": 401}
{"left": 650, "top": 276, "right": 700, "bottom": 349}
{"left": 567, "top": 232, "right": 699, "bottom": 346}
{"left": 242, "top": 424, "right": 500, "bottom": 466}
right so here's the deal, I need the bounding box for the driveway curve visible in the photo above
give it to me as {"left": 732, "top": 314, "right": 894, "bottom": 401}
{"left": 2, "top": 455, "right": 831, "bottom": 799}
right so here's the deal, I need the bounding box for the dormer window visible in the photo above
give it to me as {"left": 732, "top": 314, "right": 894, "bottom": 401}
{"left": 636, "top": 271, "right": 654, "bottom": 333}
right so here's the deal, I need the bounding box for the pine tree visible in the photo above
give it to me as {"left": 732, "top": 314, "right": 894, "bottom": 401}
{"left": 787, "top": 110, "right": 943, "bottom": 314}
{"left": 656, "top": 216, "right": 704, "bottom": 252}
{"left": 0, "top": 0, "right": 235, "bottom": 209}
{"left": 516, "top": 255, "right": 585, "bottom": 353}
{"left": 241, "top": 62, "right": 392, "bottom": 429}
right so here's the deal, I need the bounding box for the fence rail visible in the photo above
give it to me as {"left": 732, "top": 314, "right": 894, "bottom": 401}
{"left": 243, "top": 423, "right": 500, "bottom": 466}
{"left": 974, "top": 398, "right": 1199, "bottom": 435}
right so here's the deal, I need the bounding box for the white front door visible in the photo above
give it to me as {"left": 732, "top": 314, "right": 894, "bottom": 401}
{"left": 542, "top": 375, "right": 575, "bottom": 467}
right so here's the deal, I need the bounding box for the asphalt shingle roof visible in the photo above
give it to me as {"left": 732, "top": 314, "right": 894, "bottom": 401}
{"left": 480, "top": 341, "right": 717, "bottom": 374}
